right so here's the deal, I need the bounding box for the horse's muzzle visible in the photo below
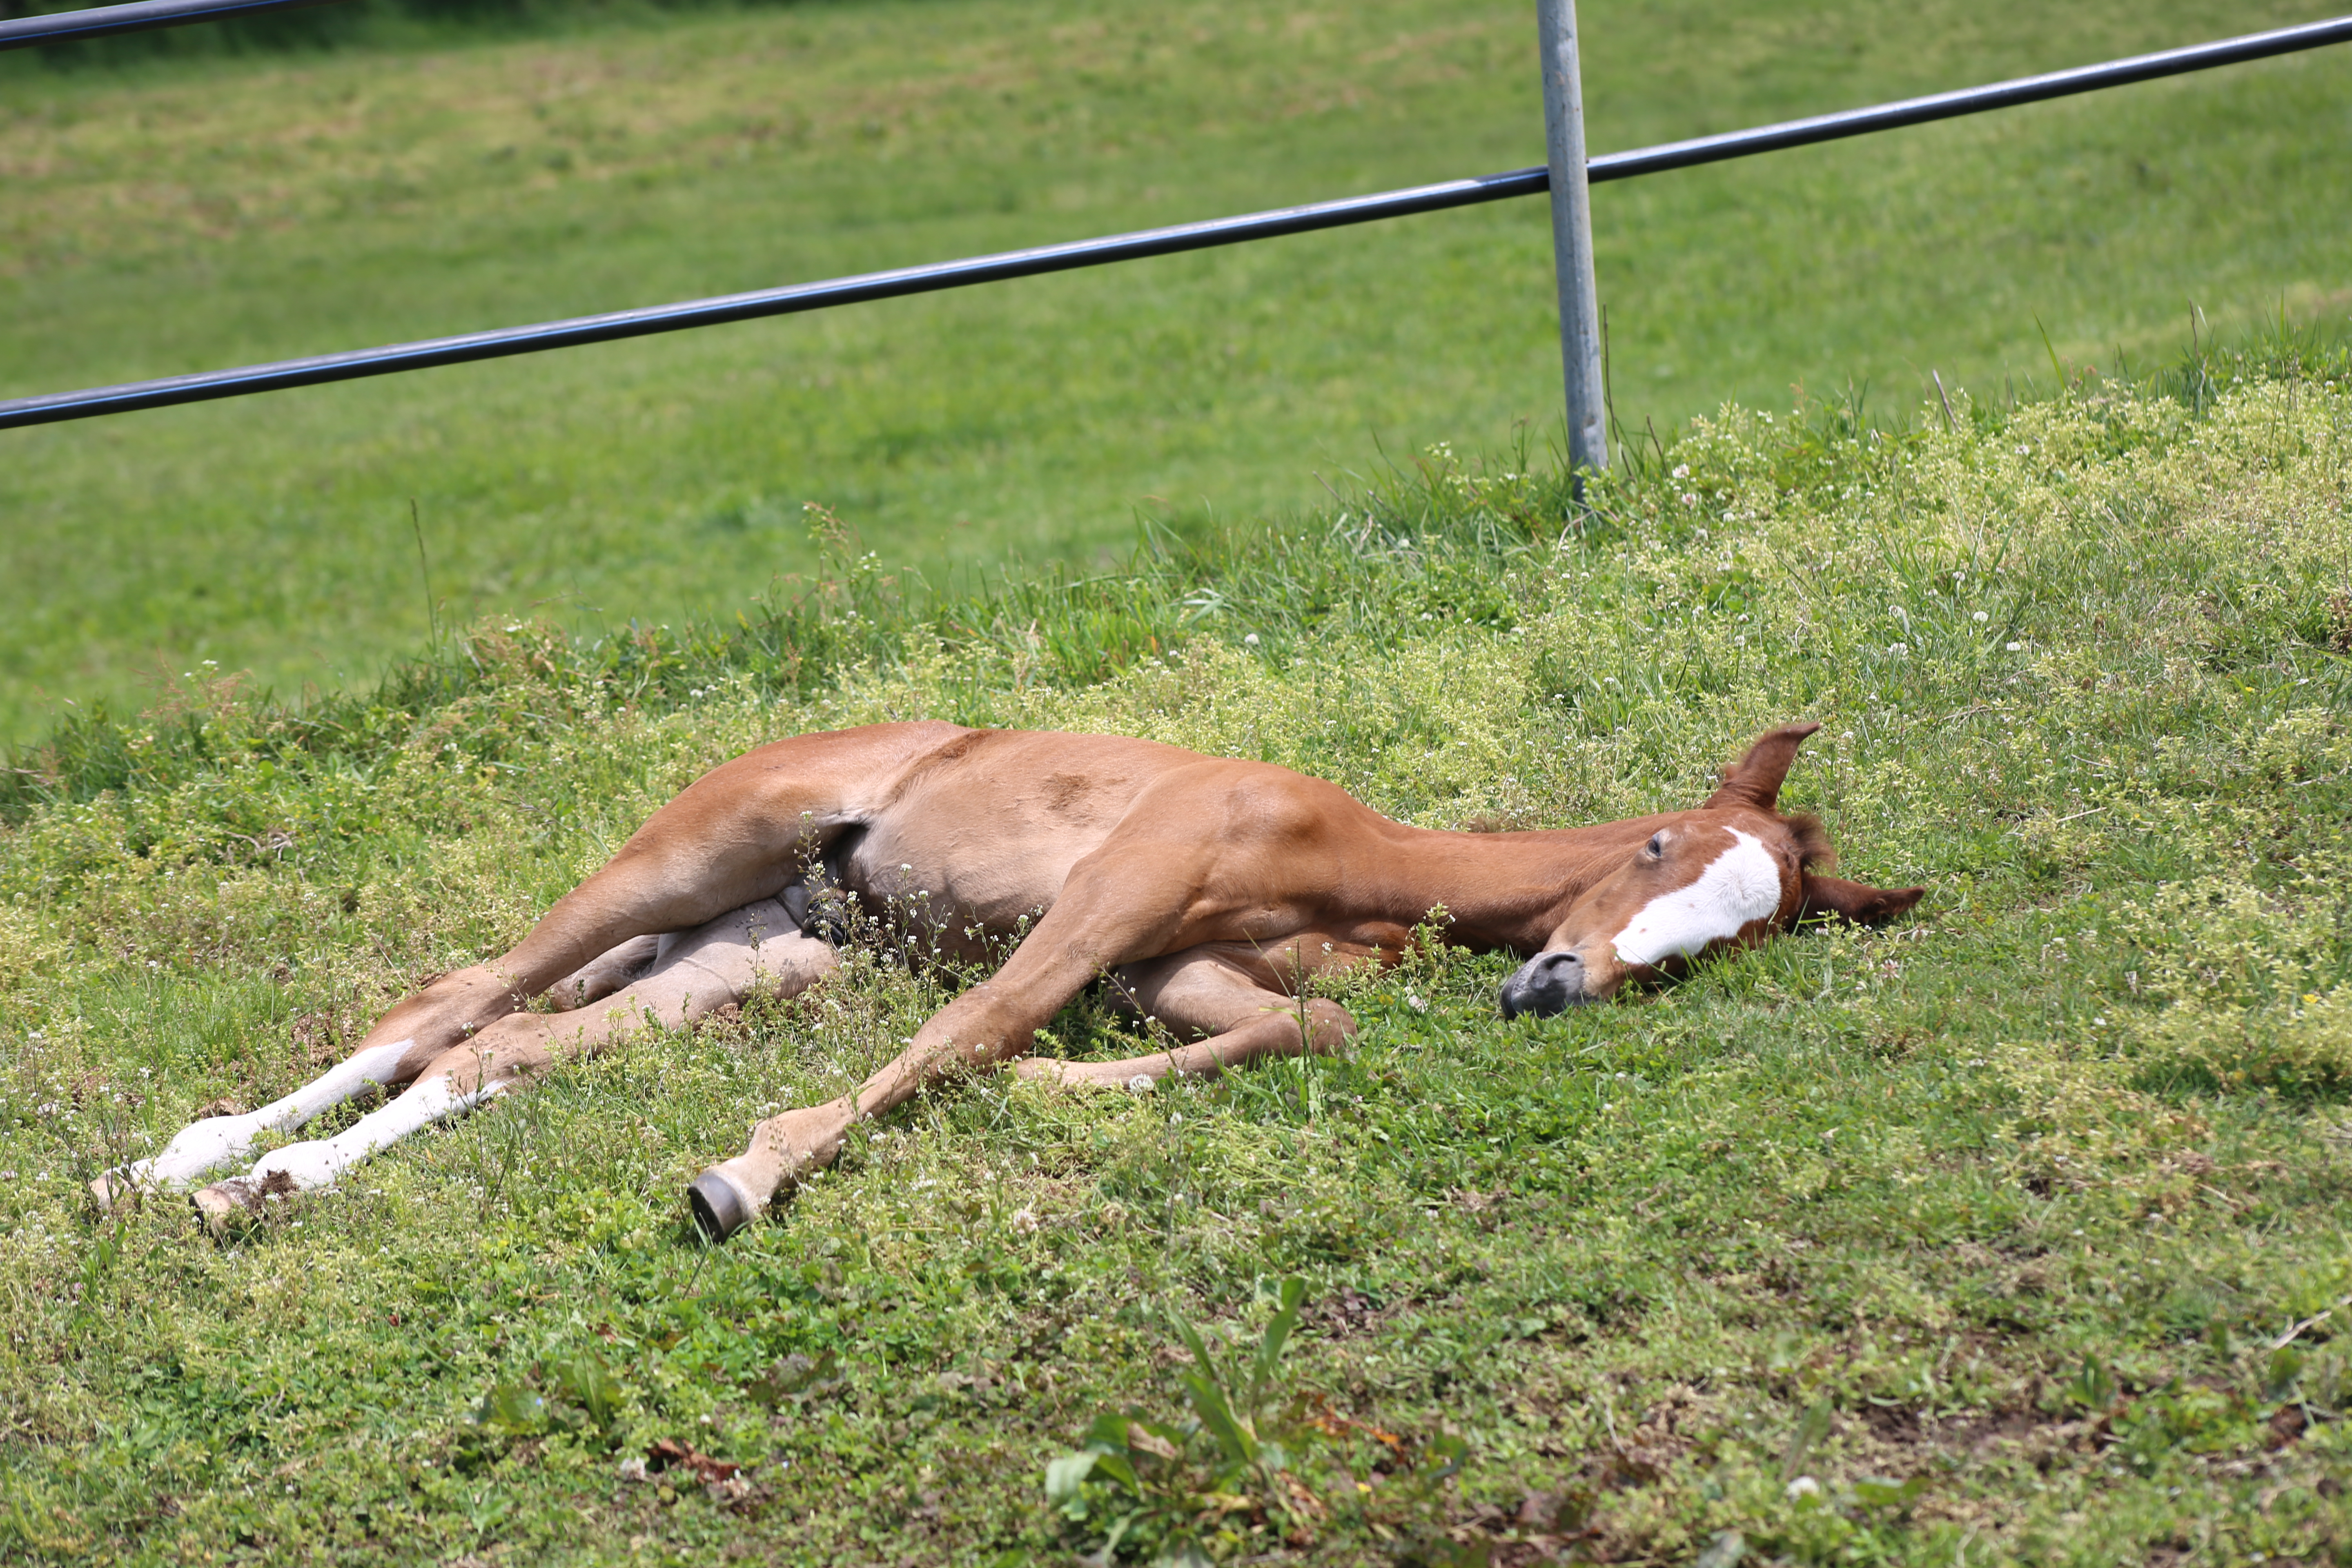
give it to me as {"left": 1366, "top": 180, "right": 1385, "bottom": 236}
{"left": 1498, "top": 950, "right": 1593, "bottom": 1019}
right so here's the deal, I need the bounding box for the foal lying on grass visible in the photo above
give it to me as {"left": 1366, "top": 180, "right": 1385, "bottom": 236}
{"left": 96, "top": 719, "right": 1921, "bottom": 1238}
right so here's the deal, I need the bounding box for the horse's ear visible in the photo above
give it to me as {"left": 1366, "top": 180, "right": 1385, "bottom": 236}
{"left": 1798, "top": 871, "right": 1925, "bottom": 926}
{"left": 1702, "top": 721, "right": 1823, "bottom": 812}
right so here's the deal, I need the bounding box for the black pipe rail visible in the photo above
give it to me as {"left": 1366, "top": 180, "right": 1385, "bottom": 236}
{"left": 0, "top": 0, "right": 348, "bottom": 51}
{"left": 4, "top": 11, "right": 2348, "bottom": 430}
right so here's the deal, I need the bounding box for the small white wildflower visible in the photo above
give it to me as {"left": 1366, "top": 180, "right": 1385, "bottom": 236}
{"left": 2006, "top": 641, "right": 2024, "bottom": 652}
{"left": 1126, "top": 1074, "right": 1156, "bottom": 1094}
{"left": 1011, "top": 1207, "right": 1040, "bottom": 1234}
{"left": 1405, "top": 992, "right": 1428, "bottom": 1013}
{"left": 1972, "top": 610, "right": 1989, "bottom": 623}
{"left": 1887, "top": 642, "right": 1907, "bottom": 655}
{"left": 619, "top": 1457, "right": 648, "bottom": 1483}
{"left": 1786, "top": 1476, "right": 1822, "bottom": 1501}
{"left": 1671, "top": 463, "right": 1690, "bottom": 478}
{"left": 1243, "top": 633, "right": 1259, "bottom": 646}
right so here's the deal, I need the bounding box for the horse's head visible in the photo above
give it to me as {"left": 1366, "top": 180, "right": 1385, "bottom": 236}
{"left": 1497, "top": 722, "right": 1923, "bottom": 1018}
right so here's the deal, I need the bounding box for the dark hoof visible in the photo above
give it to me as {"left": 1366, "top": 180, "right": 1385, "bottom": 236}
{"left": 688, "top": 1169, "right": 755, "bottom": 1242}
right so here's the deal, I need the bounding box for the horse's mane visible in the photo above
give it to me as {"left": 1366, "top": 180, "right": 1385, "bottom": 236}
{"left": 1784, "top": 812, "right": 1835, "bottom": 872}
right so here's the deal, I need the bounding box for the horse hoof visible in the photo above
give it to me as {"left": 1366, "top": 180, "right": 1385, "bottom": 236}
{"left": 89, "top": 1171, "right": 136, "bottom": 1215}
{"left": 688, "top": 1169, "right": 755, "bottom": 1242}
{"left": 191, "top": 1180, "right": 258, "bottom": 1235}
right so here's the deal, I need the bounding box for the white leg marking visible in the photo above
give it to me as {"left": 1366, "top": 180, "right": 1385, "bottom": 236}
{"left": 247, "top": 1075, "right": 501, "bottom": 1194}
{"left": 1612, "top": 829, "right": 1783, "bottom": 967}
{"left": 123, "top": 1040, "right": 414, "bottom": 1190}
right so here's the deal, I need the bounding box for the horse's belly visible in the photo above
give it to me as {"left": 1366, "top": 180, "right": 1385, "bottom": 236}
{"left": 829, "top": 727, "right": 1203, "bottom": 947}
{"left": 836, "top": 818, "right": 1096, "bottom": 936}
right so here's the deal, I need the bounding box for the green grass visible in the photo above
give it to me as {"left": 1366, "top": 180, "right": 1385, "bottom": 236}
{"left": 2, "top": 342, "right": 2350, "bottom": 1563}
{"left": 3, "top": 0, "right": 2350, "bottom": 744}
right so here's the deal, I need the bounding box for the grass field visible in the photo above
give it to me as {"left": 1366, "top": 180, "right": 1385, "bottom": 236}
{"left": 1, "top": 343, "right": 2348, "bottom": 1563}
{"left": 3, "top": 0, "right": 2350, "bottom": 744}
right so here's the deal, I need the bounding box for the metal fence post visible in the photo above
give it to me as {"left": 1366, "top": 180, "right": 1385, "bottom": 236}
{"left": 1537, "top": 0, "right": 1608, "bottom": 479}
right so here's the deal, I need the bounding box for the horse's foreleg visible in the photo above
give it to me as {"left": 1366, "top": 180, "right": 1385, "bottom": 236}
{"left": 1014, "top": 947, "right": 1356, "bottom": 1090}
{"left": 183, "top": 900, "right": 835, "bottom": 1229}
{"left": 686, "top": 854, "right": 1203, "bottom": 1239}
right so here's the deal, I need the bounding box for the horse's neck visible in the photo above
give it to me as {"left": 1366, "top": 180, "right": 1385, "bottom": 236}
{"left": 1377, "top": 823, "right": 1633, "bottom": 952}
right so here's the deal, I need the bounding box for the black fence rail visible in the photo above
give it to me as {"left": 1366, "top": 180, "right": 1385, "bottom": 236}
{"left": 2, "top": 7, "right": 2348, "bottom": 434}
{"left": 0, "top": 0, "right": 343, "bottom": 50}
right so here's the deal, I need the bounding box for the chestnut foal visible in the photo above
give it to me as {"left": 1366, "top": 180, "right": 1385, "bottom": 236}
{"left": 97, "top": 719, "right": 1920, "bottom": 1238}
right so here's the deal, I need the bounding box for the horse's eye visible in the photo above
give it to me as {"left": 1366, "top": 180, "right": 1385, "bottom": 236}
{"left": 1644, "top": 833, "right": 1665, "bottom": 859}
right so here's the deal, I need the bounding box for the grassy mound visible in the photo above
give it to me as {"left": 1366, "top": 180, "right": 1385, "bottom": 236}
{"left": 2, "top": 347, "right": 2350, "bottom": 1563}
{"left": 8, "top": 0, "right": 2349, "bottom": 743}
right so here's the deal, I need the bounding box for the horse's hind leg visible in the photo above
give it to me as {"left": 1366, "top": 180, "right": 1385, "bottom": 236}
{"left": 91, "top": 930, "right": 663, "bottom": 1209}
{"left": 189, "top": 899, "right": 839, "bottom": 1228}
{"left": 1013, "top": 947, "right": 1356, "bottom": 1090}
{"left": 94, "top": 726, "right": 938, "bottom": 1212}
{"left": 548, "top": 934, "right": 663, "bottom": 1010}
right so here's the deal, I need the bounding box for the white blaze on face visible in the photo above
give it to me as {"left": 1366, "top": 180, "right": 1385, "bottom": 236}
{"left": 1611, "top": 829, "right": 1783, "bottom": 968}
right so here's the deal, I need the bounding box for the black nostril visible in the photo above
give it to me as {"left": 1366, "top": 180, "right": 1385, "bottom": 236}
{"left": 1498, "top": 950, "right": 1587, "bottom": 1020}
